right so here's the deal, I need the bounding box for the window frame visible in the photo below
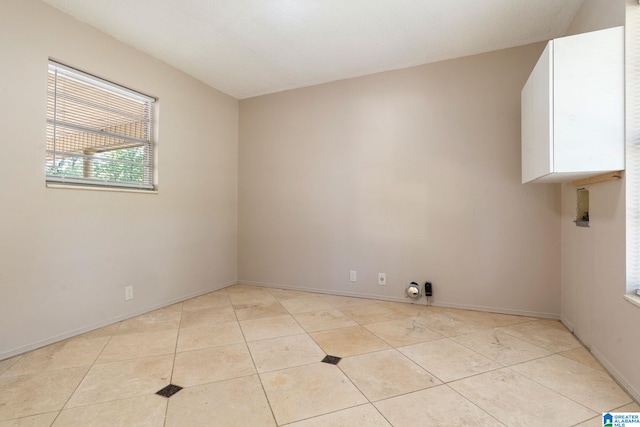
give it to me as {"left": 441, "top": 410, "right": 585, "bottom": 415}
{"left": 46, "top": 60, "right": 157, "bottom": 190}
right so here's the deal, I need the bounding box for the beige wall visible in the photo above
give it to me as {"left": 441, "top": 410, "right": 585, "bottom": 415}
{"left": 564, "top": 0, "right": 625, "bottom": 36}
{"left": 0, "top": 0, "right": 239, "bottom": 358}
{"left": 560, "top": 0, "right": 640, "bottom": 401}
{"left": 239, "top": 43, "right": 561, "bottom": 317}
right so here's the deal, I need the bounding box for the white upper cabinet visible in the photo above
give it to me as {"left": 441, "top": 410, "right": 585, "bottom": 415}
{"left": 521, "top": 27, "right": 624, "bottom": 184}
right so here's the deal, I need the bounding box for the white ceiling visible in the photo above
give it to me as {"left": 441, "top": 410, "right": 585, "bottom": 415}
{"left": 40, "top": 0, "right": 585, "bottom": 99}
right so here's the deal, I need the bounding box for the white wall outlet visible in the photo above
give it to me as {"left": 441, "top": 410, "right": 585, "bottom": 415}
{"left": 125, "top": 286, "right": 133, "bottom": 300}
{"left": 378, "top": 273, "right": 386, "bottom": 285}
{"left": 349, "top": 270, "right": 357, "bottom": 282}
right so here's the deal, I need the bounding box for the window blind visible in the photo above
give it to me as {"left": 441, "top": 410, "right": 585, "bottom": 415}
{"left": 46, "top": 61, "right": 155, "bottom": 189}
{"left": 627, "top": 4, "right": 640, "bottom": 293}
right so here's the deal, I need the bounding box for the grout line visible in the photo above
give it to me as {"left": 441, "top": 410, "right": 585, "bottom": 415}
{"left": 164, "top": 302, "right": 184, "bottom": 426}
{"left": 371, "top": 404, "right": 395, "bottom": 427}
{"left": 501, "top": 366, "right": 600, "bottom": 419}
{"left": 234, "top": 292, "right": 279, "bottom": 426}
{"left": 47, "top": 325, "right": 119, "bottom": 425}
{"left": 0, "top": 355, "right": 23, "bottom": 375}
{"left": 243, "top": 331, "right": 309, "bottom": 345}
{"left": 443, "top": 383, "right": 506, "bottom": 425}
{"left": 335, "top": 355, "right": 372, "bottom": 404}
{"left": 278, "top": 403, "right": 382, "bottom": 426}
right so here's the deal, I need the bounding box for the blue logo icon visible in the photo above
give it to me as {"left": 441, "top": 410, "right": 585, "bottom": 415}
{"left": 603, "top": 413, "right": 613, "bottom": 427}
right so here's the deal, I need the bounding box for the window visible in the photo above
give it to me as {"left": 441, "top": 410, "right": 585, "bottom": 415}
{"left": 627, "top": 2, "right": 640, "bottom": 301}
{"left": 46, "top": 61, "right": 156, "bottom": 190}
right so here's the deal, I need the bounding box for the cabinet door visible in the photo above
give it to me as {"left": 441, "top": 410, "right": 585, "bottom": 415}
{"left": 553, "top": 27, "right": 624, "bottom": 174}
{"left": 522, "top": 43, "right": 553, "bottom": 183}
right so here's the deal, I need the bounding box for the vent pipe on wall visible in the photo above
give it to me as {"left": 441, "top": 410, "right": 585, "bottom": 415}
{"left": 406, "top": 282, "right": 421, "bottom": 299}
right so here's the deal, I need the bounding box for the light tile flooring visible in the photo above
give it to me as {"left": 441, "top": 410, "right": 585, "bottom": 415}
{"left": 1, "top": 284, "right": 638, "bottom": 426}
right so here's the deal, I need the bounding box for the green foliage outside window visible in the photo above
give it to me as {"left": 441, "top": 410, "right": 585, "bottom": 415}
{"left": 46, "top": 146, "right": 145, "bottom": 184}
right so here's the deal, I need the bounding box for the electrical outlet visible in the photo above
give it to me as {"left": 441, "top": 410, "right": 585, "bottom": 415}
{"left": 125, "top": 286, "right": 133, "bottom": 300}
{"left": 349, "top": 271, "right": 357, "bottom": 282}
{"left": 378, "top": 273, "right": 386, "bottom": 285}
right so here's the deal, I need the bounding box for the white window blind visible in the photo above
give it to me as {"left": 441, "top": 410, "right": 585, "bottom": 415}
{"left": 627, "top": 4, "right": 640, "bottom": 294}
{"left": 46, "top": 61, "right": 156, "bottom": 189}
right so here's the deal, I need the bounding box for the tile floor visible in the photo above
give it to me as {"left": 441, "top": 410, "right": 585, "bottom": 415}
{"left": 0, "top": 284, "right": 638, "bottom": 426}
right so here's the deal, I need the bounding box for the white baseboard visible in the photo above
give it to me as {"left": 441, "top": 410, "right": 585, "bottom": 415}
{"left": 591, "top": 346, "right": 640, "bottom": 405}
{"left": 237, "top": 280, "right": 561, "bottom": 320}
{"left": 0, "top": 280, "right": 235, "bottom": 361}
{"left": 560, "top": 315, "right": 575, "bottom": 333}
{"left": 1, "top": 278, "right": 562, "bottom": 361}
{"left": 561, "top": 322, "right": 639, "bottom": 405}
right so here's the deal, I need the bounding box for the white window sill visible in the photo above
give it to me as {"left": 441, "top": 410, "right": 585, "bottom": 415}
{"left": 623, "top": 293, "right": 640, "bottom": 309}
{"left": 46, "top": 183, "right": 158, "bottom": 194}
